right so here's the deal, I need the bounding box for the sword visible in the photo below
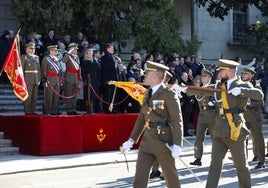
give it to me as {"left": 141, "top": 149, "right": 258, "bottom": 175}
{"left": 165, "top": 143, "right": 202, "bottom": 184}
{"left": 119, "top": 146, "right": 129, "bottom": 172}
{"left": 183, "top": 137, "right": 198, "bottom": 150}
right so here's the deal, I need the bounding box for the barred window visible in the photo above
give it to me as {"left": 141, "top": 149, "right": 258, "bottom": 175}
{"left": 233, "top": 7, "right": 247, "bottom": 43}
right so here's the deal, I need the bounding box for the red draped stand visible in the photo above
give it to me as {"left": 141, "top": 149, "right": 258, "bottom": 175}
{"left": 0, "top": 114, "right": 138, "bottom": 156}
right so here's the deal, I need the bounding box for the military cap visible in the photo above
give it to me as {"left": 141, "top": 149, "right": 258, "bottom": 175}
{"left": 68, "top": 43, "right": 79, "bottom": 50}
{"left": 242, "top": 67, "right": 256, "bottom": 74}
{"left": 146, "top": 61, "right": 169, "bottom": 72}
{"left": 47, "top": 45, "right": 58, "bottom": 50}
{"left": 218, "top": 59, "right": 239, "bottom": 70}
{"left": 201, "top": 69, "right": 213, "bottom": 77}
{"left": 165, "top": 71, "right": 173, "bottom": 81}
{"left": 25, "top": 42, "right": 35, "bottom": 49}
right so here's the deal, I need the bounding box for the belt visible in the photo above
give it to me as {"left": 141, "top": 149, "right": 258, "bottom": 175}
{"left": 149, "top": 122, "right": 169, "bottom": 128}
{"left": 223, "top": 108, "right": 244, "bottom": 114}
{"left": 46, "top": 72, "right": 60, "bottom": 77}
{"left": 25, "top": 70, "right": 38, "bottom": 73}
{"left": 200, "top": 106, "right": 214, "bottom": 111}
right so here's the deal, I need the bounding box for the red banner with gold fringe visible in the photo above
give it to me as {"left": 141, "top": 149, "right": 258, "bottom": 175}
{"left": 2, "top": 34, "right": 28, "bottom": 101}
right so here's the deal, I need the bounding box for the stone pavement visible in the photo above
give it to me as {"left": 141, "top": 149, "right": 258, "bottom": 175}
{"left": 0, "top": 136, "right": 267, "bottom": 188}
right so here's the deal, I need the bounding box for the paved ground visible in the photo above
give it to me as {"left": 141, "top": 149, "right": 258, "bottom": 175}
{"left": 0, "top": 137, "right": 267, "bottom": 187}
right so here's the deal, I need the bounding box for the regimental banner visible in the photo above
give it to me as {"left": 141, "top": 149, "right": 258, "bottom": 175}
{"left": 2, "top": 34, "right": 28, "bottom": 101}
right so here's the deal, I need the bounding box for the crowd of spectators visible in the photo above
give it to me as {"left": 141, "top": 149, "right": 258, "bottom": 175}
{"left": 1, "top": 29, "right": 268, "bottom": 134}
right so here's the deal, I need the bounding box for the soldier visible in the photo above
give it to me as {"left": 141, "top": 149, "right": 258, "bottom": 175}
{"left": 183, "top": 59, "right": 263, "bottom": 188}
{"left": 189, "top": 69, "right": 216, "bottom": 166}
{"left": 121, "top": 61, "right": 183, "bottom": 188}
{"left": 21, "top": 42, "right": 41, "bottom": 115}
{"left": 62, "top": 43, "right": 80, "bottom": 115}
{"left": 241, "top": 67, "right": 266, "bottom": 169}
{"left": 41, "top": 45, "right": 61, "bottom": 115}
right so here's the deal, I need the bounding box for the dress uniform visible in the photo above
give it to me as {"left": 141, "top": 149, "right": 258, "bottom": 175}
{"left": 186, "top": 59, "right": 263, "bottom": 188}
{"left": 188, "top": 69, "right": 216, "bottom": 166}
{"left": 122, "top": 61, "right": 183, "bottom": 188}
{"left": 62, "top": 43, "right": 81, "bottom": 115}
{"left": 21, "top": 42, "right": 41, "bottom": 115}
{"left": 241, "top": 67, "right": 266, "bottom": 169}
{"left": 41, "top": 45, "right": 61, "bottom": 115}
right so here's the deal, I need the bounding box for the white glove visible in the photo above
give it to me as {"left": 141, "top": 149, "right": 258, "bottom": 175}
{"left": 171, "top": 145, "right": 182, "bottom": 159}
{"left": 208, "top": 101, "right": 215, "bottom": 106}
{"left": 122, "top": 139, "right": 134, "bottom": 153}
{"left": 228, "top": 88, "right": 241, "bottom": 96}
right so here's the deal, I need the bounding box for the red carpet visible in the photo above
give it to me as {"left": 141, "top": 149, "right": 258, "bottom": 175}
{"left": 0, "top": 114, "right": 138, "bottom": 156}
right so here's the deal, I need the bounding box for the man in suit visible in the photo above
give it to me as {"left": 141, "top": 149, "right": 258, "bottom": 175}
{"left": 21, "top": 42, "right": 41, "bottom": 115}
{"left": 241, "top": 67, "right": 266, "bottom": 169}
{"left": 185, "top": 59, "right": 263, "bottom": 188}
{"left": 100, "top": 43, "right": 119, "bottom": 113}
{"left": 81, "top": 48, "right": 101, "bottom": 114}
{"left": 41, "top": 45, "right": 61, "bottom": 115}
{"left": 189, "top": 69, "right": 216, "bottom": 166}
{"left": 62, "top": 43, "right": 81, "bottom": 115}
{"left": 122, "top": 61, "right": 183, "bottom": 188}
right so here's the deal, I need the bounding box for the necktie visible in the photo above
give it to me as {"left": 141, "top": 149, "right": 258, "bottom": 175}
{"left": 147, "top": 88, "right": 152, "bottom": 104}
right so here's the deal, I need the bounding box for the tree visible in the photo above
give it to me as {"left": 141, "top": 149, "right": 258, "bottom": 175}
{"left": 11, "top": 0, "right": 200, "bottom": 56}
{"left": 240, "top": 21, "right": 268, "bottom": 60}
{"left": 194, "top": 0, "right": 268, "bottom": 20}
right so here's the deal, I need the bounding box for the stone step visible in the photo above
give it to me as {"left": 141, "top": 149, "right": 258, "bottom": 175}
{"left": 0, "top": 139, "right": 12, "bottom": 147}
{"left": 0, "top": 132, "right": 4, "bottom": 139}
{"left": 0, "top": 147, "right": 19, "bottom": 156}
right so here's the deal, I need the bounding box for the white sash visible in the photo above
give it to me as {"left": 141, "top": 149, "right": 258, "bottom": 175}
{"left": 68, "top": 55, "right": 80, "bottom": 70}
{"left": 46, "top": 56, "right": 60, "bottom": 73}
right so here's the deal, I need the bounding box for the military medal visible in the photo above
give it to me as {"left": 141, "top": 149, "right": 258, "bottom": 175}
{"left": 144, "top": 121, "right": 150, "bottom": 129}
{"left": 152, "top": 100, "right": 165, "bottom": 110}
{"left": 202, "top": 105, "right": 207, "bottom": 110}
{"left": 219, "top": 105, "right": 224, "bottom": 115}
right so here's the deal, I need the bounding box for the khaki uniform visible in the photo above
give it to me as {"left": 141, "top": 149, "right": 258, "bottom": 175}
{"left": 130, "top": 84, "right": 183, "bottom": 188}
{"left": 21, "top": 54, "right": 41, "bottom": 114}
{"left": 244, "top": 84, "right": 265, "bottom": 163}
{"left": 41, "top": 56, "right": 61, "bottom": 114}
{"left": 62, "top": 53, "right": 80, "bottom": 114}
{"left": 192, "top": 93, "right": 216, "bottom": 159}
{"left": 187, "top": 79, "right": 263, "bottom": 188}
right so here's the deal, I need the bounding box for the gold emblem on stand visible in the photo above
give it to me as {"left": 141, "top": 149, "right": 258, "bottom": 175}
{"left": 97, "top": 128, "right": 106, "bottom": 143}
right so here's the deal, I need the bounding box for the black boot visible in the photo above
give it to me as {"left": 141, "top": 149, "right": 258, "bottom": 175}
{"left": 190, "top": 158, "right": 202, "bottom": 166}
{"left": 149, "top": 170, "right": 161, "bottom": 179}
{"left": 255, "top": 162, "right": 265, "bottom": 169}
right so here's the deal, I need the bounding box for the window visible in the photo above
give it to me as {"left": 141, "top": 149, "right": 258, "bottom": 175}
{"left": 233, "top": 7, "right": 247, "bottom": 43}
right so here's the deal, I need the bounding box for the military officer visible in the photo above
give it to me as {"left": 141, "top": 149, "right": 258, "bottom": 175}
{"left": 21, "top": 42, "right": 41, "bottom": 115}
{"left": 122, "top": 61, "right": 183, "bottom": 188}
{"left": 41, "top": 45, "right": 61, "bottom": 115}
{"left": 241, "top": 67, "right": 266, "bottom": 169}
{"left": 62, "top": 43, "right": 81, "bottom": 115}
{"left": 183, "top": 59, "right": 263, "bottom": 188}
{"left": 188, "top": 69, "right": 216, "bottom": 166}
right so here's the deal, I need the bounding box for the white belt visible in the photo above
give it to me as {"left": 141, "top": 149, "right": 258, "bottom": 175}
{"left": 25, "top": 70, "right": 38, "bottom": 73}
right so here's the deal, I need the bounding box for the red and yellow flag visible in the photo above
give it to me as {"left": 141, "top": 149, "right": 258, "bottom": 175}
{"left": 1, "top": 34, "right": 28, "bottom": 101}
{"left": 108, "top": 81, "right": 146, "bottom": 105}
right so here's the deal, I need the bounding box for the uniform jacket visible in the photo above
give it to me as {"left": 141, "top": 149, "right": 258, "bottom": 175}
{"left": 195, "top": 94, "right": 216, "bottom": 124}
{"left": 41, "top": 56, "right": 61, "bottom": 86}
{"left": 130, "top": 84, "right": 183, "bottom": 153}
{"left": 244, "top": 83, "right": 264, "bottom": 123}
{"left": 21, "top": 54, "right": 41, "bottom": 85}
{"left": 62, "top": 53, "right": 80, "bottom": 84}
{"left": 187, "top": 78, "right": 263, "bottom": 139}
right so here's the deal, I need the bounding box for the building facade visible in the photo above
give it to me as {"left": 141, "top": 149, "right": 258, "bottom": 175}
{"left": 0, "top": 0, "right": 267, "bottom": 64}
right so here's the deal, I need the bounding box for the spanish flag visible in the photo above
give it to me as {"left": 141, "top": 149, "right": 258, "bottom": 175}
{"left": 108, "top": 81, "right": 146, "bottom": 105}
{"left": 1, "top": 33, "right": 28, "bottom": 101}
